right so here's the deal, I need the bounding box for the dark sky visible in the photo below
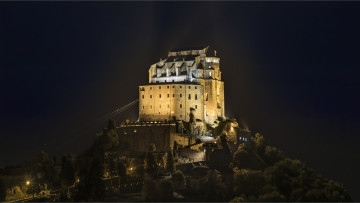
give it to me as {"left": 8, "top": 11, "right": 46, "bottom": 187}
{"left": 1, "top": 1, "right": 360, "bottom": 200}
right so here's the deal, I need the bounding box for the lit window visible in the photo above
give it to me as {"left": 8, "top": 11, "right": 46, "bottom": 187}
{"left": 134, "top": 129, "right": 137, "bottom": 133}
{"left": 195, "top": 94, "right": 198, "bottom": 100}
{"left": 159, "top": 94, "right": 161, "bottom": 98}
{"left": 180, "top": 104, "right": 182, "bottom": 108}
{"left": 150, "top": 95, "right": 152, "bottom": 98}
{"left": 245, "top": 138, "right": 247, "bottom": 141}
{"left": 209, "top": 72, "right": 212, "bottom": 76}
{"left": 167, "top": 94, "right": 169, "bottom": 98}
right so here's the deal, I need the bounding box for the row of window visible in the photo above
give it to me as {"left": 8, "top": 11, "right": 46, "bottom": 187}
{"left": 142, "top": 104, "right": 198, "bottom": 109}
{"left": 146, "top": 86, "right": 198, "bottom": 90}
{"left": 239, "top": 137, "right": 248, "bottom": 141}
{"left": 142, "top": 94, "right": 198, "bottom": 100}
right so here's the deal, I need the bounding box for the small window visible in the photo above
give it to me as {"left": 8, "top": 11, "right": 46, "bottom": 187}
{"left": 159, "top": 105, "right": 161, "bottom": 108}
{"left": 188, "top": 94, "right": 191, "bottom": 100}
{"left": 143, "top": 106, "right": 144, "bottom": 109}
{"left": 188, "top": 86, "right": 191, "bottom": 89}
{"left": 159, "top": 86, "right": 161, "bottom": 89}
{"left": 134, "top": 129, "right": 137, "bottom": 133}
{"left": 150, "top": 87, "right": 152, "bottom": 90}
{"left": 168, "top": 104, "right": 170, "bottom": 108}
{"left": 180, "top": 94, "right": 182, "bottom": 97}
{"left": 173, "top": 86, "right": 174, "bottom": 88}
{"left": 195, "top": 105, "right": 197, "bottom": 109}
{"left": 167, "top": 86, "right": 169, "bottom": 89}
{"left": 159, "top": 94, "right": 161, "bottom": 98}
{"left": 167, "top": 94, "right": 169, "bottom": 98}
{"left": 142, "top": 95, "right": 144, "bottom": 99}
{"left": 150, "top": 105, "right": 152, "bottom": 109}
{"left": 180, "top": 86, "right": 182, "bottom": 88}
{"left": 180, "top": 115, "right": 182, "bottom": 117}
{"left": 150, "top": 95, "right": 152, "bottom": 98}
{"left": 195, "top": 94, "right": 198, "bottom": 100}
{"left": 173, "top": 94, "right": 175, "bottom": 97}
{"left": 209, "top": 72, "right": 212, "bottom": 76}
{"left": 180, "top": 104, "right": 182, "bottom": 108}
{"left": 195, "top": 86, "right": 197, "bottom": 89}
{"left": 165, "top": 80, "right": 167, "bottom": 82}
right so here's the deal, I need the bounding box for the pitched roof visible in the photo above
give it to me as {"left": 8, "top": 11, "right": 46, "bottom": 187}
{"left": 197, "top": 63, "right": 204, "bottom": 69}
{"left": 170, "top": 45, "right": 209, "bottom": 52}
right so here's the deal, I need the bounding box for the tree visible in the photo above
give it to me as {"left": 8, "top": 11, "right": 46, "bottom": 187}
{"left": 233, "top": 168, "right": 266, "bottom": 197}
{"left": 263, "top": 146, "right": 283, "bottom": 166}
{"left": 107, "top": 119, "right": 116, "bottom": 130}
{"left": 117, "top": 161, "right": 127, "bottom": 182}
{"left": 219, "top": 134, "right": 232, "bottom": 170}
{"left": 172, "top": 170, "right": 186, "bottom": 190}
{"left": 258, "top": 191, "right": 286, "bottom": 202}
{"left": 251, "top": 133, "right": 265, "bottom": 156}
{"left": 60, "top": 156, "right": 75, "bottom": 193}
{"left": 173, "top": 141, "right": 178, "bottom": 158}
{"left": 165, "top": 150, "right": 175, "bottom": 174}
{"left": 157, "top": 179, "right": 174, "bottom": 201}
{"left": 90, "top": 158, "right": 105, "bottom": 201}
{"left": 197, "top": 170, "right": 228, "bottom": 202}
{"left": 142, "top": 174, "right": 157, "bottom": 201}
{"left": 233, "top": 144, "right": 252, "bottom": 169}
{"left": 0, "top": 178, "right": 6, "bottom": 202}
{"left": 145, "top": 151, "right": 157, "bottom": 177}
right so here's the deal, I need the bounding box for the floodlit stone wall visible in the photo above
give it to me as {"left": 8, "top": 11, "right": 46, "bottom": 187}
{"left": 139, "top": 84, "right": 204, "bottom": 122}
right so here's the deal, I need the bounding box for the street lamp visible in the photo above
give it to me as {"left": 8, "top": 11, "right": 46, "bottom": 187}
{"left": 26, "top": 180, "right": 30, "bottom": 186}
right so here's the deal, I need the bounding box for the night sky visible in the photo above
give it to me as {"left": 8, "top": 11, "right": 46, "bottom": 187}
{"left": 1, "top": 2, "right": 360, "bottom": 200}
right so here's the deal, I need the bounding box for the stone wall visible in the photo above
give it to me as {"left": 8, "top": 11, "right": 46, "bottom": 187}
{"left": 117, "top": 122, "right": 193, "bottom": 153}
{"left": 139, "top": 83, "right": 204, "bottom": 122}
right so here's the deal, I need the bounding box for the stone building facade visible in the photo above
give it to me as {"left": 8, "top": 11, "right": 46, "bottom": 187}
{"left": 115, "top": 46, "right": 251, "bottom": 154}
{"left": 139, "top": 45, "right": 225, "bottom": 125}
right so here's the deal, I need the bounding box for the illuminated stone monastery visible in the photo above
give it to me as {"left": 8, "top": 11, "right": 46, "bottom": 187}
{"left": 139, "top": 45, "right": 225, "bottom": 126}
{"left": 116, "top": 46, "right": 250, "bottom": 154}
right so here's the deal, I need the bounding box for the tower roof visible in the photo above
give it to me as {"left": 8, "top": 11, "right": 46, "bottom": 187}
{"left": 170, "top": 45, "right": 209, "bottom": 52}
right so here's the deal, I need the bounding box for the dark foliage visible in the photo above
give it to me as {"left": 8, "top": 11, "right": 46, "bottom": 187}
{"left": 0, "top": 178, "right": 5, "bottom": 201}
{"left": 230, "top": 133, "right": 352, "bottom": 202}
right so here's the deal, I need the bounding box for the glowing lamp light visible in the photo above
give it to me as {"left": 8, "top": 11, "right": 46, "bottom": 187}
{"left": 26, "top": 181, "right": 30, "bottom": 185}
